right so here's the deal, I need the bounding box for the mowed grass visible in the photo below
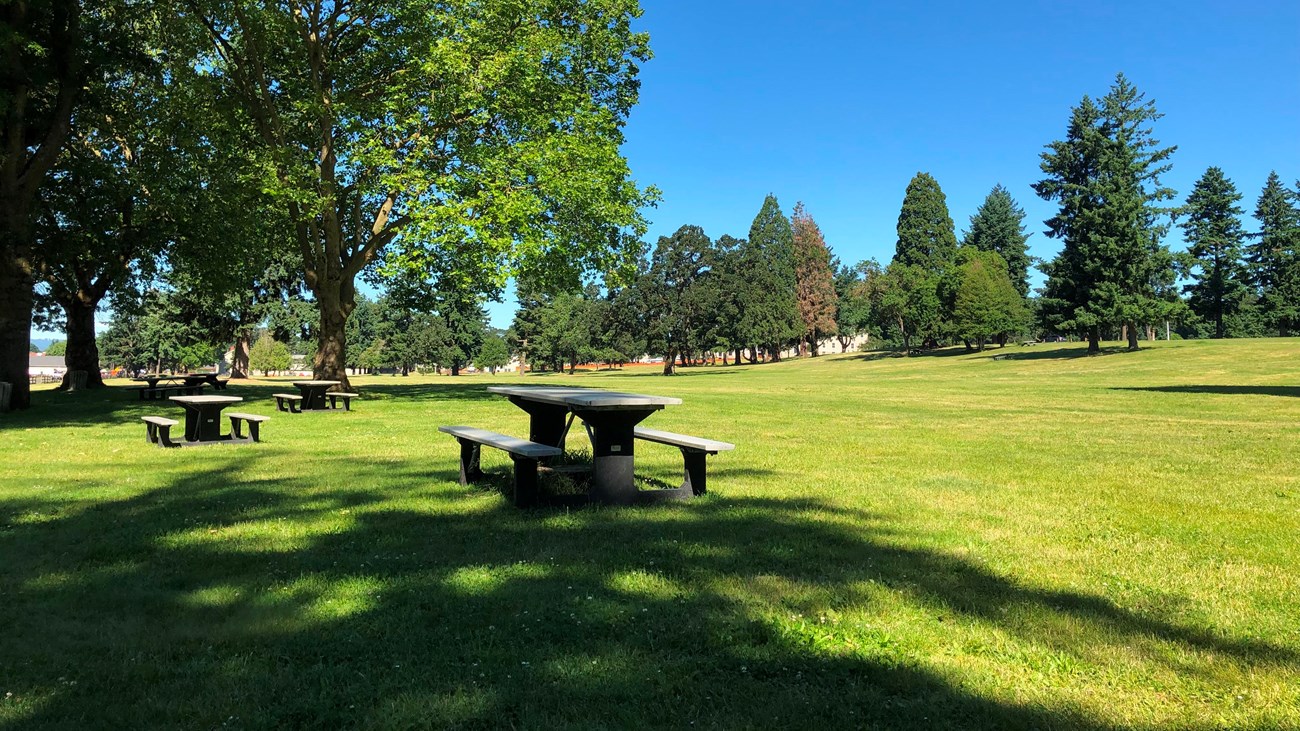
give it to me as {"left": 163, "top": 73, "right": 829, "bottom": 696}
{"left": 2, "top": 339, "right": 1298, "bottom": 729}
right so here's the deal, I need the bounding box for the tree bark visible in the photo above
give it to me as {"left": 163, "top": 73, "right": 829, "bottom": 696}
{"left": 59, "top": 297, "right": 104, "bottom": 389}
{"left": 662, "top": 349, "right": 676, "bottom": 375}
{"left": 231, "top": 329, "right": 252, "bottom": 378}
{"left": 1126, "top": 321, "right": 1140, "bottom": 351}
{"left": 313, "top": 287, "right": 351, "bottom": 389}
{"left": 1087, "top": 325, "right": 1100, "bottom": 353}
{"left": 0, "top": 251, "right": 34, "bottom": 409}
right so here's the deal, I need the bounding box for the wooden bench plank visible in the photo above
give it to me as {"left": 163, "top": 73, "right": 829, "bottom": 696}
{"left": 142, "top": 416, "right": 179, "bottom": 426}
{"left": 634, "top": 427, "right": 734, "bottom": 453}
{"left": 226, "top": 412, "right": 269, "bottom": 422}
{"left": 438, "top": 425, "right": 562, "bottom": 459}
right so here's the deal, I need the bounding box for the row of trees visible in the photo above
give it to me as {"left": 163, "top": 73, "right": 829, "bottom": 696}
{"left": 2, "top": 0, "right": 656, "bottom": 409}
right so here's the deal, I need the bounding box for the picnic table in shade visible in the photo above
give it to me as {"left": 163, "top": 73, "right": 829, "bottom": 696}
{"left": 292, "top": 380, "right": 341, "bottom": 410}
{"left": 485, "top": 385, "right": 682, "bottom": 505}
{"left": 182, "top": 373, "right": 227, "bottom": 390}
{"left": 169, "top": 394, "right": 243, "bottom": 442}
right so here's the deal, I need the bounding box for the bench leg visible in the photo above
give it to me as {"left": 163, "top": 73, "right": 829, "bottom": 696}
{"left": 681, "top": 449, "right": 709, "bottom": 496}
{"left": 340, "top": 397, "right": 351, "bottom": 411}
{"left": 230, "top": 417, "right": 245, "bottom": 440}
{"left": 457, "top": 439, "right": 483, "bottom": 485}
{"left": 513, "top": 457, "right": 540, "bottom": 508}
{"left": 145, "top": 422, "right": 157, "bottom": 444}
{"left": 247, "top": 420, "right": 261, "bottom": 442}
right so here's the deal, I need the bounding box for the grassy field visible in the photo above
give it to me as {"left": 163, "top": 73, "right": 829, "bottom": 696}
{"left": 2, "top": 339, "right": 1298, "bottom": 729}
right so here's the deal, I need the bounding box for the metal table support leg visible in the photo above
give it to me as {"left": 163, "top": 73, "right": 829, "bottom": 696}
{"left": 574, "top": 407, "right": 660, "bottom": 506}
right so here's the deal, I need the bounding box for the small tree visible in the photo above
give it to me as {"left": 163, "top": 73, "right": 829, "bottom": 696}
{"left": 952, "top": 252, "right": 1027, "bottom": 351}
{"left": 249, "top": 334, "right": 291, "bottom": 376}
{"left": 476, "top": 335, "right": 511, "bottom": 374}
{"left": 44, "top": 341, "right": 67, "bottom": 356}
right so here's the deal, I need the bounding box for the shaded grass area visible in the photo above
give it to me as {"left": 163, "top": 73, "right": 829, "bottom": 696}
{"left": 3, "top": 339, "right": 1300, "bottom": 728}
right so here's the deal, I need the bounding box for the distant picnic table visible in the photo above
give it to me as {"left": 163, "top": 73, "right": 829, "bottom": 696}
{"left": 292, "top": 380, "right": 341, "bottom": 410}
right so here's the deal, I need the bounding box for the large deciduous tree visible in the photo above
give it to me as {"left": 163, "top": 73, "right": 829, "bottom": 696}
{"left": 790, "top": 203, "right": 837, "bottom": 356}
{"left": 1035, "top": 74, "right": 1178, "bottom": 352}
{"left": 1181, "top": 167, "right": 1249, "bottom": 339}
{"left": 181, "top": 0, "right": 656, "bottom": 389}
{"left": 1, "top": 0, "right": 132, "bottom": 408}
{"left": 963, "top": 184, "right": 1032, "bottom": 298}
{"left": 642, "top": 225, "right": 713, "bottom": 375}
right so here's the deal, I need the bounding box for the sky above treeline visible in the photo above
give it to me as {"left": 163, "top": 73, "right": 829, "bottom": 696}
{"left": 602, "top": 0, "right": 1300, "bottom": 308}
{"left": 37, "top": 1, "right": 1300, "bottom": 338}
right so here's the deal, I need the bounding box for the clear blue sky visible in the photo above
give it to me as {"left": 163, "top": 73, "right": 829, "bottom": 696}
{"left": 487, "top": 0, "right": 1300, "bottom": 328}
{"left": 35, "top": 1, "right": 1300, "bottom": 339}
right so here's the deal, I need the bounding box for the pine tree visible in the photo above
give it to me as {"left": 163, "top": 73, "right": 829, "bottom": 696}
{"left": 963, "top": 184, "right": 1032, "bottom": 297}
{"left": 894, "top": 172, "right": 958, "bottom": 274}
{"left": 1245, "top": 172, "right": 1300, "bottom": 335}
{"left": 791, "top": 203, "right": 838, "bottom": 356}
{"left": 1181, "top": 167, "right": 1249, "bottom": 338}
{"left": 1035, "top": 74, "right": 1178, "bottom": 352}
{"left": 738, "top": 195, "right": 801, "bottom": 361}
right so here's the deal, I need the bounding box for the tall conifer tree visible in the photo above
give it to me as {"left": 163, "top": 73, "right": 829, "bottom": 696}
{"left": 1181, "top": 167, "right": 1248, "bottom": 338}
{"left": 1035, "top": 74, "right": 1178, "bottom": 352}
{"left": 964, "top": 184, "right": 1032, "bottom": 297}
{"left": 894, "top": 172, "right": 958, "bottom": 274}
{"left": 791, "top": 203, "right": 838, "bottom": 356}
{"left": 739, "top": 195, "right": 800, "bottom": 360}
{"left": 1246, "top": 172, "right": 1300, "bottom": 335}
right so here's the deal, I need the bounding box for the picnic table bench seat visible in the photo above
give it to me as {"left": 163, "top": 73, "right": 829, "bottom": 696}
{"left": 142, "top": 416, "right": 181, "bottom": 448}
{"left": 633, "top": 427, "right": 735, "bottom": 496}
{"left": 439, "top": 425, "right": 563, "bottom": 507}
{"left": 273, "top": 393, "right": 304, "bottom": 413}
{"left": 227, "top": 412, "right": 270, "bottom": 442}
{"left": 326, "top": 392, "right": 359, "bottom": 411}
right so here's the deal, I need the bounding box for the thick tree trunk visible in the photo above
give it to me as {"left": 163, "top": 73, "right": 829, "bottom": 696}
{"left": 59, "top": 297, "right": 104, "bottom": 389}
{"left": 1087, "top": 325, "right": 1100, "bottom": 353}
{"left": 231, "top": 329, "right": 252, "bottom": 378}
{"left": 663, "top": 349, "right": 676, "bottom": 375}
{"left": 451, "top": 362, "right": 461, "bottom": 376}
{"left": 1125, "top": 321, "right": 1139, "bottom": 351}
{"left": 314, "top": 290, "right": 351, "bottom": 389}
{"left": 0, "top": 251, "right": 35, "bottom": 410}
{"left": 769, "top": 345, "right": 782, "bottom": 363}
{"left": 810, "top": 337, "right": 820, "bottom": 357}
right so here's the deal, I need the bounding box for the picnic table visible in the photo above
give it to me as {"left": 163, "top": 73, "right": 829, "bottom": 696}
{"left": 292, "top": 380, "right": 341, "bottom": 410}
{"left": 169, "top": 394, "right": 244, "bottom": 442}
{"left": 182, "top": 372, "right": 228, "bottom": 390}
{"left": 486, "top": 385, "right": 683, "bottom": 505}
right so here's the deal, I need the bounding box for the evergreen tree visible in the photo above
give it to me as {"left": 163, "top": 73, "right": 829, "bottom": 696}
{"left": 894, "top": 172, "right": 958, "bottom": 274}
{"left": 1245, "top": 172, "right": 1300, "bottom": 335}
{"left": 963, "top": 184, "right": 1033, "bottom": 297}
{"left": 952, "top": 251, "right": 1027, "bottom": 351}
{"left": 1181, "top": 167, "right": 1249, "bottom": 338}
{"left": 476, "top": 335, "right": 510, "bottom": 374}
{"left": 1035, "top": 74, "right": 1179, "bottom": 352}
{"left": 790, "top": 203, "right": 839, "bottom": 356}
{"left": 738, "top": 195, "right": 801, "bottom": 360}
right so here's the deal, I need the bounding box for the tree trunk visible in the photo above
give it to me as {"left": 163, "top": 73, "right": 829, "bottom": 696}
{"left": 810, "top": 337, "right": 820, "bottom": 357}
{"left": 314, "top": 290, "right": 351, "bottom": 389}
{"left": 769, "top": 345, "right": 782, "bottom": 363}
{"left": 744, "top": 347, "right": 754, "bottom": 364}
{"left": 1087, "top": 325, "right": 1100, "bottom": 353}
{"left": 663, "top": 349, "right": 676, "bottom": 375}
{"left": 1126, "top": 321, "right": 1139, "bottom": 351}
{"left": 231, "top": 330, "right": 252, "bottom": 378}
{"left": 59, "top": 297, "right": 104, "bottom": 390}
{"left": 0, "top": 251, "right": 35, "bottom": 409}
{"left": 451, "top": 362, "right": 461, "bottom": 376}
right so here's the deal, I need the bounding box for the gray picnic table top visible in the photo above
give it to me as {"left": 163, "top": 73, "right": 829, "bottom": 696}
{"left": 293, "top": 380, "right": 341, "bottom": 387}
{"left": 169, "top": 395, "right": 242, "bottom": 405}
{"left": 486, "top": 385, "right": 682, "bottom": 410}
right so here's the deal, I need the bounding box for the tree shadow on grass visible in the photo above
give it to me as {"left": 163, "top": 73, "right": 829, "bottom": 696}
{"left": 1112, "top": 385, "right": 1300, "bottom": 398}
{"left": 1, "top": 380, "right": 509, "bottom": 431}
{"left": 1, "top": 456, "right": 1292, "bottom": 728}
{"left": 976, "top": 345, "right": 1133, "bottom": 361}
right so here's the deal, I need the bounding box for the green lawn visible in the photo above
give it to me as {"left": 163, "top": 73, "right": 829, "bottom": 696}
{"left": 2, "top": 339, "right": 1298, "bottom": 729}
